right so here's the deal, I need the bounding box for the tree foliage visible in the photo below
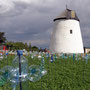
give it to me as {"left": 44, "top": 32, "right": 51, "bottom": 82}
{"left": 5, "top": 41, "right": 39, "bottom": 51}
{"left": 32, "top": 46, "right": 39, "bottom": 51}
{"left": 0, "top": 32, "right": 39, "bottom": 51}
{"left": 0, "top": 32, "right": 6, "bottom": 44}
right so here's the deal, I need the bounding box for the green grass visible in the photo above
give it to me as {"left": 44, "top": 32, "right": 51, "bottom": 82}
{"left": 0, "top": 55, "right": 90, "bottom": 90}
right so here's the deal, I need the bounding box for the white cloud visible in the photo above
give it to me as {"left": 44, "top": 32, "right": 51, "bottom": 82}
{"left": 13, "top": 0, "right": 32, "bottom": 3}
{"left": 0, "top": 0, "right": 34, "bottom": 14}
{"left": 0, "top": 0, "right": 56, "bottom": 15}
{"left": 0, "top": 0, "right": 14, "bottom": 14}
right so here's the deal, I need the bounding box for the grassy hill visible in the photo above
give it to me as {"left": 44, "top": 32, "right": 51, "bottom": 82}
{"left": 0, "top": 54, "right": 90, "bottom": 90}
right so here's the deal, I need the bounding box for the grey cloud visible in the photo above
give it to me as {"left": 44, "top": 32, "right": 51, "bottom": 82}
{"left": 0, "top": 0, "right": 90, "bottom": 48}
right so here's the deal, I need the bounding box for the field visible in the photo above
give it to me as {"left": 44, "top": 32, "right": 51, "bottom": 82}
{"left": 0, "top": 54, "right": 90, "bottom": 90}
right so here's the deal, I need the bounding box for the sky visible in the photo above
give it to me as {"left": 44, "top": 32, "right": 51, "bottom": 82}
{"left": 0, "top": 0, "right": 90, "bottom": 48}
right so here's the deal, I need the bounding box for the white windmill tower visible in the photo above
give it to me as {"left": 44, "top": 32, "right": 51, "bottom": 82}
{"left": 50, "top": 8, "right": 84, "bottom": 53}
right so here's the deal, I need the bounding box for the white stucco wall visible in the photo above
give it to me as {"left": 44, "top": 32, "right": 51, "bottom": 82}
{"left": 50, "top": 19, "right": 84, "bottom": 53}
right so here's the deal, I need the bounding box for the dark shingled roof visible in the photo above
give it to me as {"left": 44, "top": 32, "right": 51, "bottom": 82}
{"left": 53, "top": 9, "right": 80, "bottom": 22}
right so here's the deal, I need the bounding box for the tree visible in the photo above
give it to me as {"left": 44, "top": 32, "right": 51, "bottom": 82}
{"left": 24, "top": 43, "right": 28, "bottom": 51}
{"left": 29, "top": 43, "right": 32, "bottom": 51}
{"left": 32, "top": 46, "right": 39, "bottom": 51}
{"left": 5, "top": 41, "right": 13, "bottom": 50}
{"left": 0, "top": 32, "right": 6, "bottom": 44}
{"left": 5, "top": 41, "right": 39, "bottom": 51}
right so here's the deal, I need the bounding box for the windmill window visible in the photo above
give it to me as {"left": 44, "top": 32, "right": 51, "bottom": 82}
{"left": 70, "top": 30, "right": 73, "bottom": 34}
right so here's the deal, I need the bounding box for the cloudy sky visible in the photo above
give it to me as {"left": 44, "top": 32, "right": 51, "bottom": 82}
{"left": 0, "top": 0, "right": 90, "bottom": 48}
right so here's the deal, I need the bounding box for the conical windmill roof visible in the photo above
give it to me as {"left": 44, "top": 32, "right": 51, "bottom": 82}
{"left": 53, "top": 9, "right": 79, "bottom": 21}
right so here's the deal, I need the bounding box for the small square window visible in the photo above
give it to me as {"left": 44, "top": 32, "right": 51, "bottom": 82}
{"left": 70, "top": 30, "right": 73, "bottom": 34}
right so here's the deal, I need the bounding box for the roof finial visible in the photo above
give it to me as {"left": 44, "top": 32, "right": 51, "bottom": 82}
{"left": 66, "top": 4, "right": 68, "bottom": 9}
